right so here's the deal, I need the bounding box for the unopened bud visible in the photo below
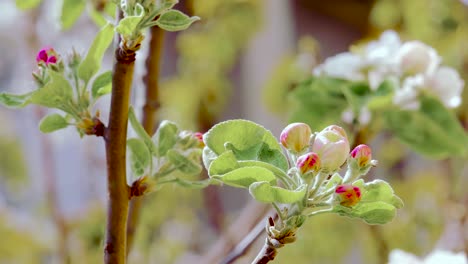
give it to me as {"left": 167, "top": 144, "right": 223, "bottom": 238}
{"left": 312, "top": 125, "right": 350, "bottom": 172}
{"left": 350, "top": 144, "right": 372, "bottom": 167}
{"left": 296, "top": 152, "right": 320, "bottom": 174}
{"left": 280, "top": 123, "right": 312, "bottom": 153}
{"left": 194, "top": 132, "right": 205, "bottom": 148}
{"left": 130, "top": 176, "right": 157, "bottom": 197}
{"left": 335, "top": 185, "right": 361, "bottom": 207}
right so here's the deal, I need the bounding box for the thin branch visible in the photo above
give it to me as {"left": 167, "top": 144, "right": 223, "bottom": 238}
{"left": 103, "top": 42, "right": 137, "bottom": 264}
{"left": 197, "top": 202, "right": 271, "bottom": 263}
{"left": 126, "top": 25, "right": 165, "bottom": 256}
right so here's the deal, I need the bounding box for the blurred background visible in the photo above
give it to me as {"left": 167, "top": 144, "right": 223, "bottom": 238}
{"left": 0, "top": 0, "right": 466, "bottom": 263}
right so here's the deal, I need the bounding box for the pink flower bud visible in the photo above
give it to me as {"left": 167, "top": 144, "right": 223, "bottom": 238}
{"left": 350, "top": 144, "right": 372, "bottom": 167}
{"left": 296, "top": 152, "right": 320, "bottom": 174}
{"left": 312, "top": 125, "right": 350, "bottom": 172}
{"left": 335, "top": 184, "right": 361, "bottom": 207}
{"left": 280, "top": 123, "right": 312, "bottom": 153}
{"left": 194, "top": 132, "right": 205, "bottom": 148}
{"left": 36, "top": 47, "right": 58, "bottom": 66}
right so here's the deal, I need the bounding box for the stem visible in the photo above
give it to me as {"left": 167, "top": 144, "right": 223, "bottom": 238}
{"left": 252, "top": 240, "right": 278, "bottom": 264}
{"left": 103, "top": 45, "right": 136, "bottom": 263}
{"left": 126, "top": 25, "right": 165, "bottom": 256}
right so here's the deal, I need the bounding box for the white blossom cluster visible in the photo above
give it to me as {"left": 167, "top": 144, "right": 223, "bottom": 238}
{"left": 388, "top": 249, "right": 467, "bottom": 264}
{"left": 313, "top": 31, "right": 464, "bottom": 111}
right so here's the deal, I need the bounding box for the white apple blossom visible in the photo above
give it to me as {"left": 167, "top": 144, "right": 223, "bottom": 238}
{"left": 396, "top": 41, "right": 441, "bottom": 75}
{"left": 393, "top": 75, "right": 425, "bottom": 110}
{"left": 313, "top": 52, "right": 365, "bottom": 82}
{"left": 388, "top": 249, "right": 467, "bottom": 264}
{"left": 424, "top": 66, "right": 464, "bottom": 108}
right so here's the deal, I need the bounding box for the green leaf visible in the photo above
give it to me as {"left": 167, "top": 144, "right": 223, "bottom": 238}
{"left": 39, "top": 114, "right": 69, "bottom": 133}
{"left": 289, "top": 77, "right": 348, "bottom": 130}
{"left": 61, "top": 0, "right": 85, "bottom": 30}
{"left": 154, "top": 10, "right": 200, "bottom": 32}
{"left": 211, "top": 166, "right": 276, "bottom": 188}
{"left": 333, "top": 179, "right": 403, "bottom": 225}
{"left": 127, "top": 138, "right": 151, "bottom": 177}
{"left": 0, "top": 92, "right": 33, "bottom": 108}
{"left": 166, "top": 149, "right": 202, "bottom": 175}
{"left": 173, "top": 178, "right": 215, "bottom": 189}
{"left": 128, "top": 107, "right": 157, "bottom": 154}
{"left": 203, "top": 119, "right": 288, "bottom": 171}
{"left": 152, "top": 120, "right": 179, "bottom": 157}
{"left": 91, "top": 71, "right": 112, "bottom": 99}
{"left": 29, "top": 71, "right": 74, "bottom": 112}
{"left": 385, "top": 95, "right": 468, "bottom": 158}
{"left": 324, "top": 173, "right": 343, "bottom": 190}
{"left": 78, "top": 23, "right": 114, "bottom": 83}
{"left": 15, "top": 0, "right": 42, "bottom": 10}
{"left": 249, "top": 182, "right": 307, "bottom": 203}
{"left": 116, "top": 16, "right": 144, "bottom": 38}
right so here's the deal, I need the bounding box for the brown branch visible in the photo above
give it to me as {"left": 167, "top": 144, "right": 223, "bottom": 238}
{"left": 198, "top": 201, "right": 270, "bottom": 263}
{"left": 103, "top": 45, "right": 136, "bottom": 263}
{"left": 126, "top": 25, "right": 165, "bottom": 256}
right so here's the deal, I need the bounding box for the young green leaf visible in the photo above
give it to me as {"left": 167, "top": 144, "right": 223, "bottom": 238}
{"left": 127, "top": 138, "right": 151, "bottom": 177}
{"left": 39, "top": 114, "right": 69, "bottom": 133}
{"left": 91, "top": 70, "right": 112, "bottom": 99}
{"left": 385, "top": 95, "right": 468, "bottom": 158}
{"left": 78, "top": 23, "right": 114, "bottom": 83}
{"left": 154, "top": 10, "right": 200, "bottom": 32}
{"left": 211, "top": 166, "right": 276, "bottom": 188}
{"left": 166, "top": 149, "right": 202, "bottom": 175}
{"left": 0, "top": 92, "right": 33, "bottom": 108}
{"left": 203, "top": 119, "right": 288, "bottom": 171}
{"left": 61, "top": 0, "right": 86, "bottom": 30}
{"left": 249, "top": 182, "right": 307, "bottom": 204}
{"left": 15, "top": 0, "right": 42, "bottom": 10}
{"left": 152, "top": 120, "right": 179, "bottom": 157}
{"left": 173, "top": 178, "right": 216, "bottom": 189}
{"left": 128, "top": 107, "right": 157, "bottom": 154}
{"left": 29, "top": 71, "right": 74, "bottom": 112}
{"left": 116, "top": 15, "right": 144, "bottom": 38}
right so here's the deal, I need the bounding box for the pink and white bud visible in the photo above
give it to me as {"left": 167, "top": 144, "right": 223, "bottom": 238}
{"left": 335, "top": 184, "right": 362, "bottom": 207}
{"left": 396, "top": 41, "right": 440, "bottom": 75}
{"left": 349, "top": 144, "right": 372, "bottom": 167}
{"left": 280, "top": 123, "right": 312, "bottom": 153}
{"left": 312, "top": 125, "right": 350, "bottom": 172}
{"left": 296, "top": 152, "right": 320, "bottom": 174}
{"left": 193, "top": 132, "right": 205, "bottom": 148}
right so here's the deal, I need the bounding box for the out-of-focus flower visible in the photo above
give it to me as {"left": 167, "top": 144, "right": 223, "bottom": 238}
{"left": 296, "top": 152, "right": 320, "bottom": 174}
{"left": 425, "top": 66, "right": 464, "bottom": 108}
{"left": 313, "top": 53, "right": 365, "bottom": 82}
{"left": 396, "top": 41, "right": 440, "bottom": 75}
{"left": 388, "top": 249, "right": 467, "bottom": 264}
{"left": 280, "top": 122, "right": 312, "bottom": 153}
{"left": 341, "top": 107, "right": 372, "bottom": 125}
{"left": 393, "top": 75, "right": 424, "bottom": 110}
{"left": 335, "top": 184, "right": 361, "bottom": 207}
{"left": 311, "top": 125, "right": 349, "bottom": 172}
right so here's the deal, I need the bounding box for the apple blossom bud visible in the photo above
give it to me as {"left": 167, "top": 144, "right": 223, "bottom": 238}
{"left": 36, "top": 47, "right": 59, "bottom": 66}
{"left": 194, "top": 132, "right": 205, "bottom": 148}
{"left": 312, "top": 125, "right": 350, "bottom": 172}
{"left": 296, "top": 152, "right": 320, "bottom": 174}
{"left": 335, "top": 185, "right": 361, "bottom": 207}
{"left": 349, "top": 144, "right": 372, "bottom": 167}
{"left": 280, "top": 123, "right": 312, "bottom": 153}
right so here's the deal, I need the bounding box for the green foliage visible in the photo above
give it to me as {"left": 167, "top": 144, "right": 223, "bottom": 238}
{"left": 0, "top": 93, "right": 33, "bottom": 108}
{"left": 152, "top": 120, "right": 179, "bottom": 157}
{"left": 78, "top": 23, "right": 115, "bottom": 83}
{"left": 128, "top": 107, "right": 157, "bottom": 154}
{"left": 211, "top": 166, "right": 276, "bottom": 188}
{"left": 249, "top": 182, "right": 307, "bottom": 203}
{"left": 289, "top": 77, "right": 349, "bottom": 130}
{"left": 116, "top": 14, "right": 145, "bottom": 40}
{"left": 385, "top": 95, "right": 468, "bottom": 159}
{"left": 39, "top": 114, "right": 69, "bottom": 133}
{"left": 154, "top": 10, "right": 200, "bottom": 32}
{"left": 166, "top": 149, "right": 202, "bottom": 175}
{"left": 333, "top": 180, "right": 403, "bottom": 225}
{"left": 203, "top": 119, "right": 288, "bottom": 171}
{"left": 29, "top": 71, "right": 74, "bottom": 112}
{"left": 91, "top": 70, "right": 112, "bottom": 99}
{"left": 127, "top": 138, "right": 151, "bottom": 177}
{"left": 15, "top": 0, "right": 42, "bottom": 10}
{"left": 61, "top": 0, "right": 86, "bottom": 30}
